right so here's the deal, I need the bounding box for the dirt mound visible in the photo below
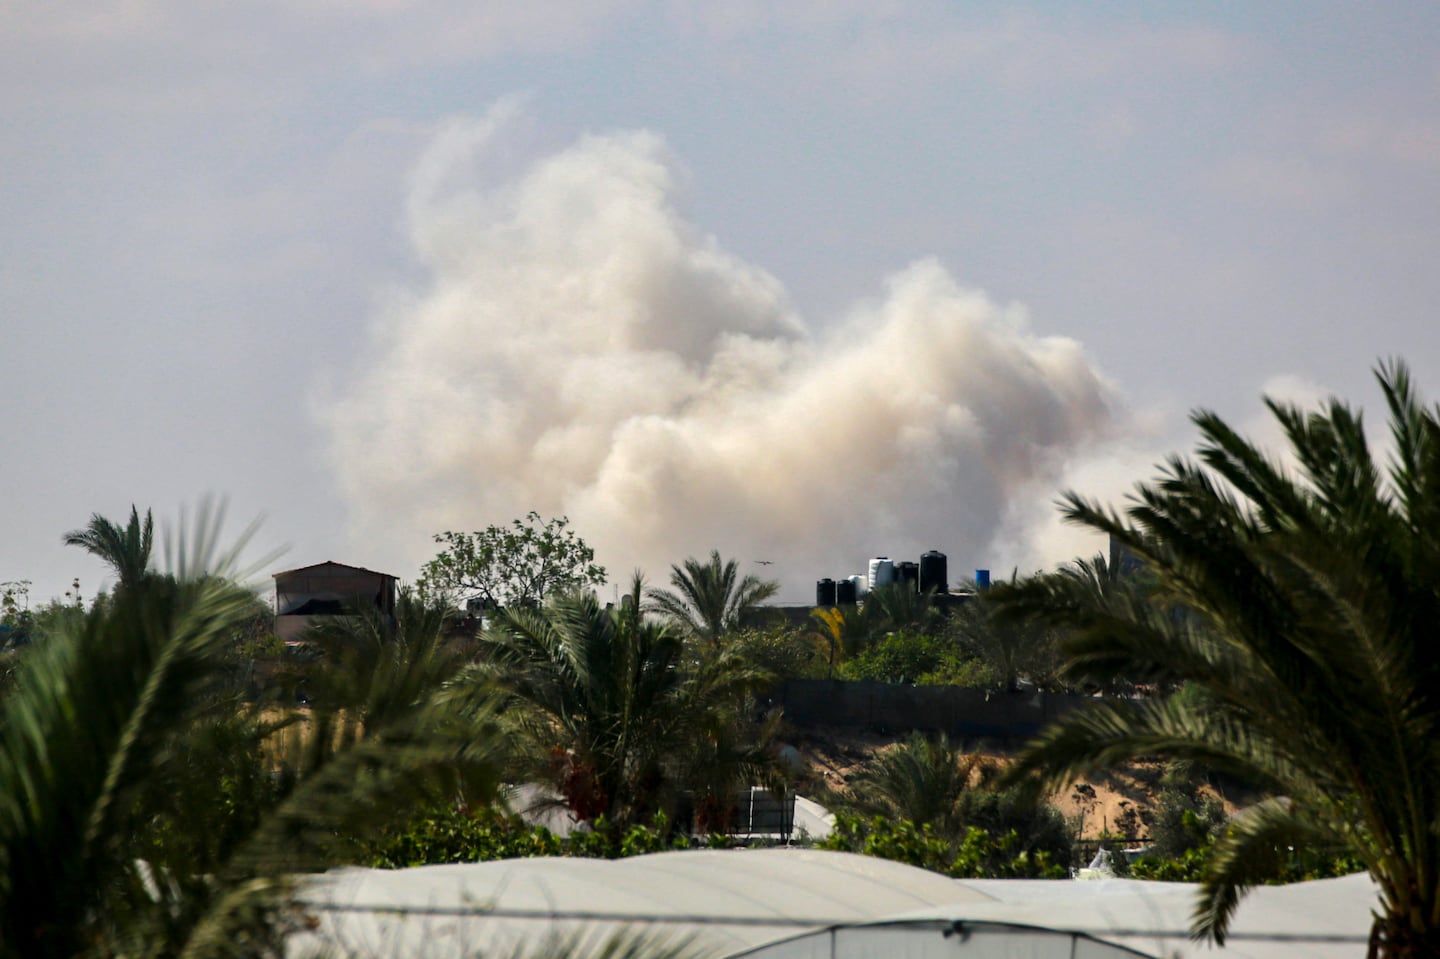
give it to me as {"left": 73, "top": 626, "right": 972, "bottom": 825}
{"left": 783, "top": 726, "right": 1236, "bottom": 840}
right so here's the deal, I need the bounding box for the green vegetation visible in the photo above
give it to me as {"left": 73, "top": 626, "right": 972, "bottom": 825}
{"left": 463, "top": 575, "right": 779, "bottom": 834}
{"left": 727, "top": 624, "right": 830, "bottom": 680}
{"left": 803, "top": 581, "right": 1065, "bottom": 692}
{"left": 62, "top": 504, "right": 154, "bottom": 592}
{"left": 823, "top": 733, "right": 1070, "bottom": 876}
{"left": 366, "top": 803, "right": 770, "bottom": 868}
{"left": 947, "top": 576, "right": 1062, "bottom": 692}
{"left": 646, "top": 550, "right": 779, "bottom": 649}
{"left": 998, "top": 361, "right": 1440, "bottom": 955}
{"left": 819, "top": 816, "right": 1066, "bottom": 879}
{"left": 9, "top": 360, "right": 1440, "bottom": 956}
{"left": 420, "top": 511, "right": 607, "bottom": 609}
{"left": 837, "top": 627, "right": 991, "bottom": 685}
{"left": 0, "top": 507, "right": 503, "bottom": 959}
{"left": 831, "top": 733, "right": 993, "bottom": 835}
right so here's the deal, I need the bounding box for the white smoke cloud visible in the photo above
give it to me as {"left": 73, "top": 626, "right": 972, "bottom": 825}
{"left": 323, "top": 106, "right": 1133, "bottom": 599}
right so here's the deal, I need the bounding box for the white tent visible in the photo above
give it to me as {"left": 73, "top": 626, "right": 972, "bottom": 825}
{"left": 289, "top": 849, "right": 1377, "bottom": 959}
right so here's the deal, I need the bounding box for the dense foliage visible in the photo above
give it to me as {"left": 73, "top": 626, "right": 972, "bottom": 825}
{"left": 999, "top": 361, "right": 1440, "bottom": 956}
{"left": 62, "top": 504, "right": 154, "bottom": 592}
{"left": 818, "top": 815, "right": 1066, "bottom": 879}
{"left": 364, "top": 803, "right": 758, "bottom": 867}
{"left": 419, "top": 512, "right": 607, "bottom": 609}
{"left": 837, "top": 628, "right": 990, "bottom": 685}
{"left": 0, "top": 508, "right": 504, "bottom": 959}
{"left": 464, "top": 576, "right": 780, "bottom": 833}
{"left": 646, "top": 551, "right": 778, "bottom": 649}
{"left": 824, "top": 733, "right": 1071, "bottom": 873}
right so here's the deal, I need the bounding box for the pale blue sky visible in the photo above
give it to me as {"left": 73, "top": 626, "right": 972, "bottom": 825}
{"left": 4, "top": 2, "right": 1439, "bottom": 603}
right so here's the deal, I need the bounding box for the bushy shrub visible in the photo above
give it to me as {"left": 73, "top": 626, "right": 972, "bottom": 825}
{"left": 1144, "top": 760, "right": 1231, "bottom": 860}
{"left": 955, "top": 787, "right": 1072, "bottom": 867}
{"left": 365, "top": 805, "right": 739, "bottom": 867}
{"left": 368, "top": 803, "right": 562, "bottom": 867}
{"left": 728, "top": 625, "right": 829, "bottom": 680}
{"left": 838, "top": 629, "right": 993, "bottom": 686}
{"left": 819, "top": 814, "right": 1066, "bottom": 879}
{"left": 1129, "top": 845, "right": 1209, "bottom": 881}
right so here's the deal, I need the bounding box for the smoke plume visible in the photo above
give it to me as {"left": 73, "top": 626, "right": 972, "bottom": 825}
{"left": 323, "top": 108, "right": 1127, "bottom": 599}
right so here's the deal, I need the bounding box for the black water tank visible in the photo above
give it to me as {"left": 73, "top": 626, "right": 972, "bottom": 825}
{"left": 835, "top": 577, "right": 858, "bottom": 605}
{"left": 919, "top": 550, "right": 948, "bottom": 595}
{"left": 816, "top": 578, "right": 837, "bottom": 606}
{"left": 895, "top": 561, "right": 920, "bottom": 592}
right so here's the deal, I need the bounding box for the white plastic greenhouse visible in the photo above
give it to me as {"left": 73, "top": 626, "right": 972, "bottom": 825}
{"left": 288, "top": 848, "right": 1377, "bottom": 959}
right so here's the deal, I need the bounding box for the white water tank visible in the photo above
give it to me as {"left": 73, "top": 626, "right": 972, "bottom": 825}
{"left": 868, "top": 556, "right": 894, "bottom": 590}
{"left": 848, "top": 574, "right": 867, "bottom": 599}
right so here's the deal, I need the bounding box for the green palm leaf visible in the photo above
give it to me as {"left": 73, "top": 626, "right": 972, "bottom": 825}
{"left": 996, "top": 361, "right": 1440, "bottom": 954}
{"left": 645, "top": 551, "right": 778, "bottom": 649}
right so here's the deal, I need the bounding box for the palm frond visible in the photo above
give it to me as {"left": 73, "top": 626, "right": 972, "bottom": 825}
{"left": 995, "top": 360, "right": 1440, "bottom": 948}
{"left": 645, "top": 551, "right": 778, "bottom": 648}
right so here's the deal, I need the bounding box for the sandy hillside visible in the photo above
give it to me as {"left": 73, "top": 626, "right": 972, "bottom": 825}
{"left": 786, "top": 726, "right": 1237, "bottom": 840}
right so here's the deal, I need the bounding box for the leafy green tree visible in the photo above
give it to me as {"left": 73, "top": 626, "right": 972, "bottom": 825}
{"left": 795, "top": 584, "right": 943, "bottom": 676}
{"left": 999, "top": 361, "right": 1440, "bottom": 956}
{"left": 1143, "top": 756, "right": 1231, "bottom": 862}
{"left": 992, "top": 553, "right": 1161, "bottom": 696}
{"left": 467, "top": 576, "right": 777, "bottom": 832}
{"left": 838, "top": 628, "right": 989, "bottom": 686}
{"left": 727, "top": 624, "right": 829, "bottom": 680}
{"left": 62, "top": 504, "right": 154, "bottom": 591}
{"left": 419, "top": 512, "right": 606, "bottom": 610}
{"left": 827, "top": 734, "right": 1072, "bottom": 878}
{"left": 0, "top": 529, "right": 262, "bottom": 957}
{"left": 645, "top": 550, "right": 778, "bottom": 649}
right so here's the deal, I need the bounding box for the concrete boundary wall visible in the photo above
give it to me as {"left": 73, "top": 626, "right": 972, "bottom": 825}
{"left": 761, "top": 679, "right": 1091, "bottom": 743}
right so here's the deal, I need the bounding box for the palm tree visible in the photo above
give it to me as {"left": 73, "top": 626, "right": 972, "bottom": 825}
{"left": 806, "top": 606, "right": 848, "bottom": 677}
{"left": 471, "top": 576, "right": 777, "bottom": 831}
{"left": 998, "top": 361, "right": 1440, "bottom": 956}
{"left": 0, "top": 510, "right": 502, "bottom": 958}
{"left": 646, "top": 551, "right": 778, "bottom": 649}
{"left": 835, "top": 733, "right": 994, "bottom": 839}
{"left": 300, "top": 586, "right": 474, "bottom": 760}
{"left": 992, "top": 553, "right": 1158, "bottom": 696}
{"left": 837, "top": 581, "right": 944, "bottom": 657}
{"left": 62, "top": 504, "right": 154, "bottom": 591}
{"left": 949, "top": 575, "right": 1061, "bottom": 693}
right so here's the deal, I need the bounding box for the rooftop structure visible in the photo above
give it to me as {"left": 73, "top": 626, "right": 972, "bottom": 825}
{"left": 272, "top": 561, "right": 397, "bottom": 643}
{"left": 291, "top": 848, "right": 1377, "bottom": 959}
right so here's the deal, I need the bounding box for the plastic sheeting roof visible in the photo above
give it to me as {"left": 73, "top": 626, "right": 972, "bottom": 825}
{"left": 289, "top": 849, "right": 1378, "bottom": 959}
{"left": 743, "top": 874, "right": 1379, "bottom": 959}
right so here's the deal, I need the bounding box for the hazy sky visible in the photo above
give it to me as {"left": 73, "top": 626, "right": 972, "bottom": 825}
{"left": 5, "top": 2, "right": 1440, "bottom": 605}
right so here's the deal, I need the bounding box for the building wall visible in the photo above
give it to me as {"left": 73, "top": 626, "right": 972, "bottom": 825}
{"left": 761, "top": 678, "right": 1088, "bottom": 744}
{"left": 274, "top": 563, "right": 396, "bottom": 642}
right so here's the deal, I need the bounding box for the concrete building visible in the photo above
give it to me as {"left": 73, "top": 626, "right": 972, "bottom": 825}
{"left": 272, "top": 561, "right": 397, "bottom": 643}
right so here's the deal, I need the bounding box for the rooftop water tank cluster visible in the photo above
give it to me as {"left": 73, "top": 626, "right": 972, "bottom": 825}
{"left": 816, "top": 550, "right": 958, "bottom": 606}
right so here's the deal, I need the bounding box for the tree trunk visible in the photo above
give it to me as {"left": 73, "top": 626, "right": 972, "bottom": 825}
{"left": 1371, "top": 916, "right": 1440, "bottom": 959}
